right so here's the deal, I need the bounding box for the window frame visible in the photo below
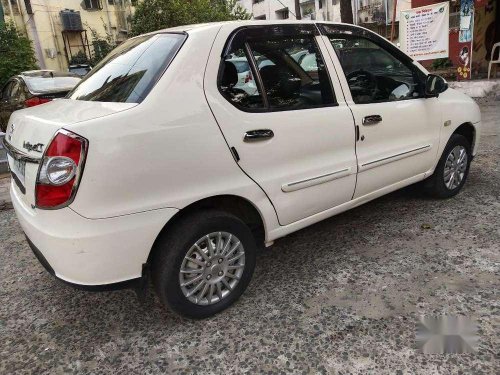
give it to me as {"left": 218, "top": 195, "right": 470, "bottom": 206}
{"left": 318, "top": 23, "right": 427, "bottom": 105}
{"left": 217, "top": 24, "right": 338, "bottom": 113}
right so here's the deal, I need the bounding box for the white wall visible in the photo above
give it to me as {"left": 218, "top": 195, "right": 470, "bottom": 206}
{"left": 237, "top": 0, "right": 343, "bottom": 22}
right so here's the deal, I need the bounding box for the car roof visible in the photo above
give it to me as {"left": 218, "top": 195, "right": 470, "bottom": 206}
{"left": 19, "top": 70, "right": 80, "bottom": 78}
{"left": 148, "top": 20, "right": 351, "bottom": 35}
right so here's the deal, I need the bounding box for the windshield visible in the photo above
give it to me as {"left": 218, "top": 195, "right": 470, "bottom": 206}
{"left": 26, "top": 77, "right": 81, "bottom": 93}
{"left": 68, "top": 33, "right": 186, "bottom": 103}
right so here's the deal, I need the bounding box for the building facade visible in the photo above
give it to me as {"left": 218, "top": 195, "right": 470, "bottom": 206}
{"left": 238, "top": 0, "right": 343, "bottom": 22}
{"left": 0, "top": 0, "right": 136, "bottom": 71}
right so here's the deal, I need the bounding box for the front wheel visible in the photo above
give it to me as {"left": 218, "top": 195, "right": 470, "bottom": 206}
{"left": 424, "top": 134, "right": 472, "bottom": 198}
{"left": 152, "top": 210, "right": 256, "bottom": 319}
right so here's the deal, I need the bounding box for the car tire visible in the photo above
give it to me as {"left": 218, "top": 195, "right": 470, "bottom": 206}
{"left": 152, "top": 210, "right": 256, "bottom": 319}
{"left": 424, "top": 134, "right": 472, "bottom": 199}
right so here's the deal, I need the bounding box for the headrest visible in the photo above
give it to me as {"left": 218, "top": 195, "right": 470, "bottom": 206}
{"left": 259, "top": 65, "right": 280, "bottom": 88}
{"left": 221, "top": 61, "right": 238, "bottom": 88}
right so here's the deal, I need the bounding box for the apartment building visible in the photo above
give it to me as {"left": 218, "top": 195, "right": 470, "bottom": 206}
{"left": 1, "top": 0, "right": 136, "bottom": 71}
{"left": 238, "top": 0, "right": 342, "bottom": 22}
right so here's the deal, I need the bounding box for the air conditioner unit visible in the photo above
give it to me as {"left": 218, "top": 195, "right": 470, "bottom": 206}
{"left": 60, "top": 10, "right": 83, "bottom": 31}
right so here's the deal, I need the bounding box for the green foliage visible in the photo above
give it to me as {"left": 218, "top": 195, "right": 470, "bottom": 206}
{"left": 0, "top": 23, "right": 38, "bottom": 87}
{"left": 69, "top": 50, "right": 90, "bottom": 65}
{"left": 87, "top": 22, "right": 116, "bottom": 66}
{"left": 431, "top": 58, "right": 453, "bottom": 70}
{"left": 131, "top": 0, "right": 251, "bottom": 36}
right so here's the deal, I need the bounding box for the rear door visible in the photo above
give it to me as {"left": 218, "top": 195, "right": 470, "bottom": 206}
{"left": 204, "top": 24, "right": 357, "bottom": 226}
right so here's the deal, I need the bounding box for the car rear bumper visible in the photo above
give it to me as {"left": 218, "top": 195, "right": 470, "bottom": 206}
{"left": 11, "top": 182, "right": 178, "bottom": 287}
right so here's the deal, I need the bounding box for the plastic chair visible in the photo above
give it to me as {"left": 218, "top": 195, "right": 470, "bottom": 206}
{"left": 488, "top": 42, "right": 500, "bottom": 79}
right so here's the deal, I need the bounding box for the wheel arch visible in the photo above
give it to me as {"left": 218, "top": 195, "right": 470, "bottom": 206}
{"left": 147, "top": 194, "right": 266, "bottom": 264}
{"left": 453, "top": 122, "right": 476, "bottom": 153}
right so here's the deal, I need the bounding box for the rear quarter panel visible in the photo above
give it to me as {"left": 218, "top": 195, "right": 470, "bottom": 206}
{"left": 66, "top": 26, "right": 279, "bottom": 235}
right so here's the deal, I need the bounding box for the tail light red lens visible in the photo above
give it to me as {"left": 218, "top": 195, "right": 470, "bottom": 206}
{"left": 25, "top": 97, "right": 52, "bottom": 107}
{"left": 36, "top": 130, "right": 88, "bottom": 209}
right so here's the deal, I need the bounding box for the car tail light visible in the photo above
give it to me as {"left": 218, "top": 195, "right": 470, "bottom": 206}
{"left": 35, "top": 129, "right": 88, "bottom": 209}
{"left": 244, "top": 71, "right": 253, "bottom": 83}
{"left": 25, "top": 97, "right": 52, "bottom": 107}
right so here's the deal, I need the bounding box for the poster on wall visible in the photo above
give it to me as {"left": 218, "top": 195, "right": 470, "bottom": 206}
{"left": 399, "top": 2, "right": 449, "bottom": 61}
{"left": 459, "top": 0, "right": 474, "bottom": 42}
{"left": 456, "top": 0, "right": 475, "bottom": 80}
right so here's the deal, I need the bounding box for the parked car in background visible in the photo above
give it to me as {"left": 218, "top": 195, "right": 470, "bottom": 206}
{"left": 3, "top": 22, "right": 481, "bottom": 319}
{"left": 68, "top": 64, "right": 92, "bottom": 77}
{"left": 0, "top": 70, "right": 81, "bottom": 132}
{"left": 226, "top": 57, "right": 257, "bottom": 95}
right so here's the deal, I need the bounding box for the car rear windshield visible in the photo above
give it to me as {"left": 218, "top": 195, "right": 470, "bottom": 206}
{"left": 68, "top": 33, "right": 186, "bottom": 103}
{"left": 26, "top": 76, "right": 81, "bottom": 93}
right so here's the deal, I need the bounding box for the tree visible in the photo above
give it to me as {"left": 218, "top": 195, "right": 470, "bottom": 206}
{"left": 0, "top": 22, "right": 38, "bottom": 87}
{"left": 340, "top": 0, "right": 354, "bottom": 24}
{"left": 87, "top": 23, "right": 115, "bottom": 66}
{"left": 130, "top": 0, "right": 251, "bottom": 36}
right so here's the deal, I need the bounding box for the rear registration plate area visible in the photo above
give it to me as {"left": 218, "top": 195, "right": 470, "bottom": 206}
{"left": 8, "top": 155, "right": 26, "bottom": 194}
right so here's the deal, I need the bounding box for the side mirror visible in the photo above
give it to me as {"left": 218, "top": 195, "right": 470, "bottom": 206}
{"left": 425, "top": 74, "right": 448, "bottom": 97}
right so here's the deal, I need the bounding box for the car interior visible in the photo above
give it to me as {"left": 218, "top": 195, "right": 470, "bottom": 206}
{"left": 219, "top": 37, "right": 335, "bottom": 111}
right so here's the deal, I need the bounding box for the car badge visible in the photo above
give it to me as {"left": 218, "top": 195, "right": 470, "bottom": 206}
{"left": 23, "top": 141, "right": 44, "bottom": 153}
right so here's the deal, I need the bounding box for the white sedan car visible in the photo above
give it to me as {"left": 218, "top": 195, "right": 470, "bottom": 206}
{"left": 3, "top": 21, "right": 481, "bottom": 318}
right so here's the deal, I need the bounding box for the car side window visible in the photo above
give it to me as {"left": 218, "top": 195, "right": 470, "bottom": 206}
{"left": 218, "top": 28, "right": 336, "bottom": 112}
{"left": 9, "top": 81, "right": 21, "bottom": 102}
{"left": 328, "top": 35, "right": 422, "bottom": 104}
{"left": 248, "top": 37, "right": 335, "bottom": 110}
{"left": 1, "top": 81, "right": 13, "bottom": 101}
{"left": 220, "top": 48, "right": 265, "bottom": 110}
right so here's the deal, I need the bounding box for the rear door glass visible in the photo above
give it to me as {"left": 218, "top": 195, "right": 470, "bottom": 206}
{"left": 68, "top": 33, "right": 186, "bottom": 103}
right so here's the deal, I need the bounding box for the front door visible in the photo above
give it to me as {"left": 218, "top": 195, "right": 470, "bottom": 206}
{"left": 205, "top": 24, "right": 357, "bottom": 226}
{"left": 320, "top": 25, "right": 442, "bottom": 198}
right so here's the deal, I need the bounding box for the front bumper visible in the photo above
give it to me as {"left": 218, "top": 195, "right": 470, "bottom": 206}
{"left": 11, "top": 182, "right": 178, "bottom": 286}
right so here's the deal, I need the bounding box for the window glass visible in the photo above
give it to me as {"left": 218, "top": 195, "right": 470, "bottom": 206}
{"left": 248, "top": 36, "right": 335, "bottom": 110}
{"left": 328, "top": 35, "right": 422, "bottom": 104}
{"left": 9, "top": 81, "right": 20, "bottom": 102}
{"left": 2, "top": 82, "right": 13, "bottom": 100}
{"left": 68, "top": 33, "right": 185, "bottom": 103}
{"left": 220, "top": 48, "right": 264, "bottom": 109}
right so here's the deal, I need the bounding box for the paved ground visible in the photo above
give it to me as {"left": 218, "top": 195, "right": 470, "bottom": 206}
{"left": 0, "top": 100, "right": 498, "bottom": 374}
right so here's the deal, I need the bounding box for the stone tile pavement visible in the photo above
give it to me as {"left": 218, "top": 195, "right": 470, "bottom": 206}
{"left": 0, "top": 174, "right": 12, "bottom": 211}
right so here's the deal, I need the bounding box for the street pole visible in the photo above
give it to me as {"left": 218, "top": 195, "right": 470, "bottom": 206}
{"left": 295, "top": 0, "right": 301, "bottom": 20}
{"left": 390, "top": 0, "right": 398, "bottom": 42}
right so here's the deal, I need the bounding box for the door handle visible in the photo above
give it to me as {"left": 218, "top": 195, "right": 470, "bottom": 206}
{"left": 244, "top": 129, "right": 274, "bottom": 142}
{"left": 362, "top": 115, "right": 382, "bottom": 125}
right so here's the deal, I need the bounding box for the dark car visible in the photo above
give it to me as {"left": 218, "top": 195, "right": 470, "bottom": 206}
{"left": 0, "top": 70, "right": 81, "bottom": 132}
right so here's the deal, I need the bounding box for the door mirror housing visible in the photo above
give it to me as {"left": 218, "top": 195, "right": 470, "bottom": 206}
{"left": 425, "top": 74, "right": 448, "bottom": 97}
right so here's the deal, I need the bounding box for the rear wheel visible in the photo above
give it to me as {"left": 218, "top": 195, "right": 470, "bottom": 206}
{"left": 424, "top": 134, "right": 472, "bottom": 198}
{"left": 152, "top": 210, "right": 256, "bottom": 319}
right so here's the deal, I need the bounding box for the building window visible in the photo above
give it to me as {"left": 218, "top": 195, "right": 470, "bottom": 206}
{"left": 276, "top": 8, "right": 289, "bottom": 19}
{"left": 83, "top": 0, "right": 102, "bottom": 10}
{"left": 254, "top": 15, "right": 266, "bottom": 20}
{"left": 252, "top": 0, "right": 265, "bottom": 3}
{"left": 319, "top": 0, "right": 323, "bottom": 9}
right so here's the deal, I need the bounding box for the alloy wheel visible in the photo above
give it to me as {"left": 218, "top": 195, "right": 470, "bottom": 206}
{"left": 179, "top": 232, "right": 245, "bottom": 306}
{"left": 443, "top": 145, "right": 468, "bottom": 190}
